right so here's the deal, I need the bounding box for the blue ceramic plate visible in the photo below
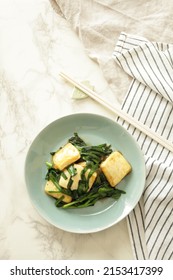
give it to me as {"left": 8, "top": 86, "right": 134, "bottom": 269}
{"left": 25, "top": 113, "right": 145, "bottom": 233}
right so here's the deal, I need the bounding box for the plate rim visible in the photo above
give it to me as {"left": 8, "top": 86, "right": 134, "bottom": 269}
{"left": 25, "top": 113, "right": 146, "bottom": 233}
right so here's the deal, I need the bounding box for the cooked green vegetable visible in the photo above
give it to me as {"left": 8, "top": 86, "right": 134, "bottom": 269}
{"left": 45, "top": 133, "right": 127, "bottom": 209}
{"left": 68, "top": 132, "right": 87, "bottom": 147}
{"left": 69, "top": 132, "right": 112, "bottom": 164}
{"left": 59, "top": 178, "right": 125, "bottom": 209}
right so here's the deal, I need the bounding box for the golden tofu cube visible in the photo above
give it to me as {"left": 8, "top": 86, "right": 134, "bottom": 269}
{"left": 52, "top": 142, "right": 80, "bottom": 170}
{"left": 59, "top": 163, "right": 97, "bottom": 191}
{"left": 45, "top": 180, "right": 72, "bottom": 203}
{"left": 100, "top": 151, "right": 132, "bottom": 187}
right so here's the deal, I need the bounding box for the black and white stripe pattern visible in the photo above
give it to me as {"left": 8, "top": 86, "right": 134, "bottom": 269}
{"left": 113, "top": 32, "right": 173, "bottom": 260}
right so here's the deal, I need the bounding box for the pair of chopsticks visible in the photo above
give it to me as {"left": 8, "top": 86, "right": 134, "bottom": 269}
{"left": 59, "top": 72, "right": 173, "bottom": 153}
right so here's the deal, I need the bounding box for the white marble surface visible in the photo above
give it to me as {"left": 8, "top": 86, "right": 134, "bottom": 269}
{"left": 0, "top": 0, "right": 133, "bottom": 259}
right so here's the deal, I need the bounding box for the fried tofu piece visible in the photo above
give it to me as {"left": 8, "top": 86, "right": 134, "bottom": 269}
{"left": 52, "top": 143, "right": 80, "bottom": 170}
{"left": 45, "top": 180, "right": 72, "bottom": 203}
{"left": 100, "top": 151, "right": 132, "bottom": 187}
{"left": 59, "top": 163, "right": 97, "bottom": 191}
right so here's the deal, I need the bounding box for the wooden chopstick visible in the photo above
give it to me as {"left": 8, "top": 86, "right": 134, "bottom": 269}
{"left": 59, "top": 71, "right": 173, "bottom": 153}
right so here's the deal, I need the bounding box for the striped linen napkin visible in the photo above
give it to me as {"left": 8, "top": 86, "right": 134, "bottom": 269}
{"left": 113, "top": 32, "right": 173, "bottom": 260}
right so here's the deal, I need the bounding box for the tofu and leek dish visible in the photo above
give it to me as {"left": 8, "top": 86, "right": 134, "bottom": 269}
{"left": 45, "top": 133, "right": 132, "bottom": 209}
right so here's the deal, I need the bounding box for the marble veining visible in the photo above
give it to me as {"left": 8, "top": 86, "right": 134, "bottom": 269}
{"left": 0, "top": 0, "right": 133, "bottom": 260}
